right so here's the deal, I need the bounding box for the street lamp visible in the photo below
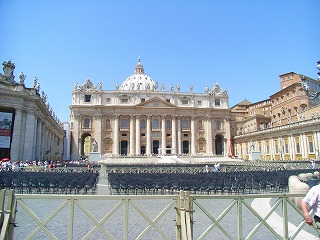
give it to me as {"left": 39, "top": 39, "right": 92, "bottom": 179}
{"left": 301, "top": 60, "right": 320, "bottom": 99}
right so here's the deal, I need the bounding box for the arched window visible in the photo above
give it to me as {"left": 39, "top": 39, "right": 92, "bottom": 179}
{"left": 141, "top": 120, "right": 146, "bottom": 129}
{"left": 153, "top": 119, "right": 159, "bottom": 129}
{"left": 216, "top": 120, "right": 221, "bottom": 130}
{"left": 166, "top": 120, "right": 171, "bottom": 129}
{"left": 121, "top": 119, "right": 128, "bottom": 128}
{"left": 183, "top": 119, "right": 188, "bottom": 129}
{"left": 84, "top": 118, "right": 90, "bottom": 128}
{"left": 106, "top": 119, "right": 111, "bottom": 129}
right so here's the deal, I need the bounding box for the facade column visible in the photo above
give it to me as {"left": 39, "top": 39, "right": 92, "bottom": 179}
{"left": 171, "top": 116, "right": 177, "bottom": 155}
{"left": 130, "top": 115, "right": 135, "bottom": 156}
{"left": 161, "top": 116, "right": 166, "bottom": 155}
{"left": 212, "top": 118, "right": 216, "bottom": 154}
{"left": 113, "top": 115, "right": 119, "bottom": 156}
{"left": 94, "top": 113, "right": 102, "bottom": 153}
{"left": 146, "top": 115, "right": 151, "bottom": 156}
{"left": 71, "top": 114, "right": 81, "bottom": 160}
{"left": 224, "top": 118, "right": 231, "bottom": 157}
{"left": 135, "top": 115, "right": 141, "bottom": 155}
{"left": 24, "top": 110, "right": 36, "bottom": 161}
{"left": 191, "top": 116, "right": 196, "bottom": 155}
{"left": 10, "top": 108, "right": 22, "bottom": 162}
{"left": 177, "top": 117, "right": 182, "bottom": 155}
{"left": 206, "top": 116, "right": 213, "bottom": 155}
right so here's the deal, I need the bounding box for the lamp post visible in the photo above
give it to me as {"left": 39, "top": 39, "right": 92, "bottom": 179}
{"left": 301, "top": 60, "right": 320, "bottom": 99}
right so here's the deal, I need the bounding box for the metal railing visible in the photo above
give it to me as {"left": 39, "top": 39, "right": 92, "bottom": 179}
{"left": 1, "top": 190, "right": 319, "bottom": 240}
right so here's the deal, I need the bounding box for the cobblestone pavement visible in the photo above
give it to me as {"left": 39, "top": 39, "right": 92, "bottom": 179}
{"left": 11, "top": 174, "right": 320, "bottom": 240}
{"left": 10, "top": 156, "right": 320, "bottom": 240}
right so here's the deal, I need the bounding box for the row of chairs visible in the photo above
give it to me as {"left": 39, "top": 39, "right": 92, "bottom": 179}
{"left": 0, "top": 171, "right": 99, "bottom": 194}
{"left": 108, "top": 169, "right": 311, "bottom": 195}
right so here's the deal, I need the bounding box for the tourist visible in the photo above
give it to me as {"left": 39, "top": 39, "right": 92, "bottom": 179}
{"left": 205, "top": 165, "right": 209, "bottom": 173}
{"left": 301, "top": 185, "right": 320, "bottom": 228}
{"left": 311, "top": 160, "right": 316, "bottom": 170}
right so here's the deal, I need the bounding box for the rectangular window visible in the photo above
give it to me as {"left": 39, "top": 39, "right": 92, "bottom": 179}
{"left": 121, "top": 134, "right": 127, "bottom": 137}
{"left": 183, "top": 134, "right": 188, "bottom": 137}
{"left": 275, "top": 144, "right": 278, "bottom": 154}
{"left": 141, "top": 98, "right": 145, "bottom": 102}
{"left": 106, "top": 98, "right": 111, "bottom": 103}
{"left": 166, "top": 99, "right": 170, "bottom": 103}
{"left": 198, "top": 101, "right": 202, "bottom": 105}
{"left": 121, "top": 98, "right": 128, "bottom": 103}
{"left": 215, "top": 99, "right": 220, "bottom": 106}
{"left": 182, "top": 100, "right": 189, "bottom": 105}
{"left": 84, "top": 95, "right": 91, "bottom": 102}
{"left": 296, "top": 142, "right": 300, "bottom": 153}
{"left": 285, "top": 143, "right": 289, "bottom": 153}
{"left": 309, "top": 141, "right": 314, "bottom": 152}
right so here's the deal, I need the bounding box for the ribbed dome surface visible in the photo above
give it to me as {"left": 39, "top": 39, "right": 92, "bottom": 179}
{"left": 120, "top": 58, "right": 156, "bottom": 91}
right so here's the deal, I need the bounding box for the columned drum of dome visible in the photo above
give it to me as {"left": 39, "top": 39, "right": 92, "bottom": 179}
{"left": 70, "top": 58, "right": 231, "bottom": 160}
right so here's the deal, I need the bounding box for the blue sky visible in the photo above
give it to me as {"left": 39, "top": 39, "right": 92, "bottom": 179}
{"left": 1, "top": 0, "right": 319, "bottom": 121}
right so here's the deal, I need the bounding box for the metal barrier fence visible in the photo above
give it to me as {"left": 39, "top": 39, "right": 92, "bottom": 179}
{"left": 0, "top": 190, "right": 319, "bottom": 240}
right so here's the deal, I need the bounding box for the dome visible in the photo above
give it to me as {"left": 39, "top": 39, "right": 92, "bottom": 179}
{"left": 120, "top": 58, "right": 156, "bottom": 91}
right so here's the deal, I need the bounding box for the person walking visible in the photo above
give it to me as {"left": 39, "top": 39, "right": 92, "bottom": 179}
{"left": 301, "top": 185, "right": 320, "bottom": 228}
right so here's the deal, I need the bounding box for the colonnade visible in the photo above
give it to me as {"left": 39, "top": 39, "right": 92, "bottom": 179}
{"left": 235, "top": 130, "right": 320, "bottom": 160}
{"left": 10, "top": 108, "right": 64, "bottom": 162}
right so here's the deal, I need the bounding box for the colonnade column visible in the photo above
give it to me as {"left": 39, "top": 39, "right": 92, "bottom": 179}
{"left": 177, "top": 117, "right": 182, "bottom": 155}
{"left": 11, "top": 109, "right": 22, "bottom": 162}
{"left": 171, "top": 116, "right": 177, "bottom": 155}
{"left": 316, "top": 131, "right": 320, "bottom": 159}
{"left": 191, "top": 116, "right": 196, "bottom": 155}
{"left": 113, "top": 115, "right": 119, "bottom": 156}
{"left": 36, "top": 119, "right": 42, "bottom": 160}
{"left": 135, "top": 115, "right": 141, "bottom": 155}
{"left": 288, "top": 135, "right": 295, "bottom": 160}
{"left": 146, "top": 115, "right": 151, "bottom": 156}
{"left": 302, "top": 133, "right": 308, "bottom": 158}
{"left": 161, "top": 116, "right": 166, "bottom": 155}
{"left": 24, "top": 110, "right": 36, "bottom": 161}
{"left": 130, "top": 115, "right": 135, "bottom": 156}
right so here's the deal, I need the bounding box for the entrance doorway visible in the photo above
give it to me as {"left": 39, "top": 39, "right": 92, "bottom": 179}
{"left": 183, "top": 141, "right": 189, "bottom": 154}
{"left": 141, "top": 146, "right": 146, "bottom": 155}
{"left": 120, "top": 141, "right": 128, "bottom": 155}
{"left": 153, "top": 140, "right": 159, "bottom": 155}
{"left": 215, "top": 134, "right": 223, "bottom": 155}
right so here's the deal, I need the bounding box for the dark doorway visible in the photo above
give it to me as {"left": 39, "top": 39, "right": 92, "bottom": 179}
{"left": 215, "top": 135, "right": 223, "bottom": 155}
{"left": 141, "top": 146, "right": 146, "bottom": 155}
{"left": 166, "top": 145, "right": 171, "bottom": 154}
{"left": 183, "top": 141, "right": 189, "bottom": 154}
{"left": 153, "top": 140, "right": 159, "bottom": 154}
{"left": 120, "top": 140, "right": 128, "bottom": 155}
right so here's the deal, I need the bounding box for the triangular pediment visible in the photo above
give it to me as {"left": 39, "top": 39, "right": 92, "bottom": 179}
{"left": 136, "top": 97, "right": 176, "bottom": 108}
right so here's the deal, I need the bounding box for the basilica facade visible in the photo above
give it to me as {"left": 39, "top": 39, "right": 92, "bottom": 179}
{"left": 70, "top": 58, "right": 231, "bottom": 160}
